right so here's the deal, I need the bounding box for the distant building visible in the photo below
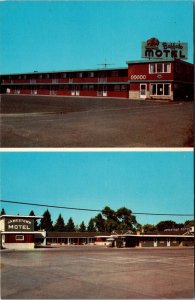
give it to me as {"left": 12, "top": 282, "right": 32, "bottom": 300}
{"left": 0, "top": 215, "right": 45, "bottom": 250}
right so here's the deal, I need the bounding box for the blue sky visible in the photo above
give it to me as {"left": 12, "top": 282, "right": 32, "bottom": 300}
{"left": 0, "top": 0, "right": 193, "bottom": 74}
{"left": 1, "top": 151, "right": 193, "bottom": 227}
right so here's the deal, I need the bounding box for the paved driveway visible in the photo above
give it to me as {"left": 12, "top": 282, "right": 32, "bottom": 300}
{"left": 1, "top": 246, "right": 194, "bottom": 299}
{"left": 1, "top": 95, "right": 193, "bottom": 147}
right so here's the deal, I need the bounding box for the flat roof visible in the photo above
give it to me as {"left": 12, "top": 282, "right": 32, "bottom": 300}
{"left": 0, "top": 214, "right": 43, "bottom": 219}
{"left": 0, "top": 67, "right": 128, "bottom": 77}
{"left": 126, "top": 59, "right": 194, "bottom": 65}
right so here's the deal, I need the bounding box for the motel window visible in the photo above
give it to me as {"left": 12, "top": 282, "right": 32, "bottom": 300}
{"left": 16, "top": 235, "right": 24, "bottom": 241}
{"left": 46, "top": 74, "right": 50, "bottom": 79}
{"left": 164, "top": 63, "right": 171, "bottom": 73}
{"left": 121, "top": 85, "right": 127, "bottom": 91}
{"left": 149, "top": 64, "right": 155, "bottom": 74}
{"left": 111, "top": 71, "right": 118, "bottom": 77}
{"left": 77, "top": 72, "right": 83, "bottom": 78}
{"left": 88, "top": 85, "right": 94, "bottom": 90}
{"left": 83, "top": 85, "right": 88, "bottom": 90}
{"left": 88, "top": 72, "right": 94, "bottom": 78}
{"left": 156, "top": 63, "right": 163, "bottom": 73}
{"left": 114, "top": 85, "right": 120, "bottom": 91}
{"left": 150, "top": 83, "right": 171, "bottom": 96}
{"left": 39, "top": 74, "right": 42, "bottom": 79}
{"left": 149, "top": 63, "right": 171, "bottom": 74}
{"left": 62, "top": 73, "right": 67, "bottom": 78}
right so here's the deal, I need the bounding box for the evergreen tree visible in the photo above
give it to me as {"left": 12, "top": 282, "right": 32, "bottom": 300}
{"left": 0, "top": 208, "right": 6, "bottom": 215}
{"left": 87, "top": 218, "right": 96, "bottom": 232}
{"left": 79, "top": 221, "right": 86, "bottom": 232}
{"left": 66, "top": 217, "right": 75, "bottom": 232}
{"left": 54, "top": 214, "right": 65, "bottom": 232}
{"left": 40, "top": 209, "right": 53, "bottom": 231}
{"left": 29, "top": 210, "right": 39, "bottom": 230}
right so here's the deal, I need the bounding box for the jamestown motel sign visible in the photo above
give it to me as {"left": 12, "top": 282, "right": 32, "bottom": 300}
{"left": 142, "top": 38, "right": 188, "bottom": 60}
{"left": 5, "top": 218, "right": 34, "bottom": 232}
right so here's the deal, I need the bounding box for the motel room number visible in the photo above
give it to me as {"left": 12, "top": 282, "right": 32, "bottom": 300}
{"left": 131, "top": 75, "right": 146, "bottom": 80}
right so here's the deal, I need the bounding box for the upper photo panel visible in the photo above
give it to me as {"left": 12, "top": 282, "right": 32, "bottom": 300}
{"left": 0, "top": 1, "right": 193, "bottom": 148}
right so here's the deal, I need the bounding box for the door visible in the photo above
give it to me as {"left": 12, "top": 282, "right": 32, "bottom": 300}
{"left": 167, "top": 239, "right": 171, "bottom": 247}
{"left": 76, "top": 85, "right": 80, "bottom": 96}
{"left": 71, "top": 85, "right": 75, "bottom": 96}
{"left": 154, "top": 239, "right": 157, "bottom": 247}
{"left": 103, "top": 85, "right": 107, "bottom": 97}
{"left": 50, "top": 87, "right": 56, "bottom": 95}
{"left": 140, "top": 84, "right": 147, "bottom": 99}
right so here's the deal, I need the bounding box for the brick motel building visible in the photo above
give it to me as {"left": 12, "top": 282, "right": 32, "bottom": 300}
{"left": 0, "top": 215, "right": 194, "bottom": 250}
{"left": 0, "top": 58, "right": 193, "bottom": 101}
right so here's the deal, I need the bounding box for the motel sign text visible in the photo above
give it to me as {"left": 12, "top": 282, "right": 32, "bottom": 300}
{"left": 142, "top": 38, "right": 188, "bottom": 60}
{"left": 5, "top": 218, "right": 34, "bottom": 232}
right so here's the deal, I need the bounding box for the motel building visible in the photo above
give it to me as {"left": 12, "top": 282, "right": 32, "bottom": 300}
{"left": 0, "top": 38, "right": 194, "bottom": 101}
{"left": 0, "top": 215, "right": 46, "bottom": 250}
{"left": 0, "top": 214, "right": 194, "bottom": 250}
{"left": 45, "top": 228, "right": 194, "bottom": 248}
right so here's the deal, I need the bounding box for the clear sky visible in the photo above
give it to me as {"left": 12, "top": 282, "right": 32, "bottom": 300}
{"left": 1, "top": 151, "right": 193, "bottom": 227}
{"left": 0, "top": 0, "right": 193, "bottom": 74}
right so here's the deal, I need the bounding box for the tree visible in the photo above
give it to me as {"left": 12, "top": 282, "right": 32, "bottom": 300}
{"left": 54, "top": 214, "right": 65, "bottom": 232}
{"left": 79, "top": 221, "right": 86, "bottom": 232}
{"left": 66, "top": 217, "right": 75, "bottom": 232}
{"left": 29, "top": 210, "right": 39, "bottom": 230}
{"left": 93, "top": 213, "right": 106, "bottom": 232}
{"left": 142, "top": 224, "right": 157, "bottom": 233}
{"left": 40, "top": 209, "right": 53, "bottom": 231}
{"left": 102, "top": 206, "right": 118, "bottom": 232}
{"left": 184, "top": 220, "right": 194, "bottom": 228}
{"left": 156, "top": 220, "right": 177, "bottom": 232}
{"left": 87, "top": 218, "right": 96, "bottom": 232}
{"left": 116, "top": 207, "right": 138, "bottom": 232}
{"left": 1, "top": 208, "right": 6, "bottom": 215}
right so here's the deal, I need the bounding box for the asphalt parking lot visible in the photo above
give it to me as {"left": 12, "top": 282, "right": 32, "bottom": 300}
{"left": 0, "top": 95, "right": 193, "bottom": 147}
{"left": 1, "top": 246, "right": 194, "bottom": 299}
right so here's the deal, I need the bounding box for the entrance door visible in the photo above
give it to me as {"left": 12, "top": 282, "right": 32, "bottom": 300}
{"left": 140, "top": 84, "right": 147, "bottom": 99}
{"left": 71, "top": 85, "right": 75, "bottom": 96}
{"left": 50, "top": 87, "right": 56, "bottom": 95}
{"left": 154, "top": 239, "right": 157, "bottom": 247}
{"left": 167, "top": 239, "right": 170, "bottom": 247}
{"left": 76, "top": 85, "right": 80, "bottom": 96}
{"left": 103, "top": 85, "right": 107, "bottom": 97}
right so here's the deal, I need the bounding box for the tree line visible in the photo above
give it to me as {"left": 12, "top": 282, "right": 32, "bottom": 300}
{"left": 1, "top": 207, "right": 194, "bottom": 233}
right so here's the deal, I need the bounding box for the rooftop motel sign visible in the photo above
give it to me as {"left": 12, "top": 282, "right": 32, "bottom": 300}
{"left": 142, "top": 38, "right": 188, "bottom": 60}
{"left": 5, "top": 218, "right": 34, "bottom": 232}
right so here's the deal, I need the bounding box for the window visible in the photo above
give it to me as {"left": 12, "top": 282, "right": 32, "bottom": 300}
{"left": 83, "top": 85, "right": 88, "bottom": 91}
{"left": 88, "top": 85, "right": 94, "bottom": 91}
{"left": 111, "top": 71, "right": 118, "bottom": 77}
{"left": 121, "top": 85, "right": 127, "bottom": 91}
{"left": 77, "top": 72, "right": 83, "bottom": 78}
{"left": 156, "top": 63, "right": 163, "bottom": 73}
{"left": 149, "top": 63, "right": 171, "bottom": 74}
{"left": 150, "top": 83, "right": 171, "bottom": 96}
{"left": 164, "top": 63, "right": 171, "bottom": 73}
{"left": 16, "top": 235, "right": 24, "bottom": 241}
{"left": 88, "top": 72, "right": 94, "bottom": 78}
{"left": 62, "top": 73, "right": 67, "bottom": 78}
{"left": 149, "top": 64, "right": 155, "bottom": 74}
{"left": 114, "top": 85, "right": 120, "bottom": 91}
